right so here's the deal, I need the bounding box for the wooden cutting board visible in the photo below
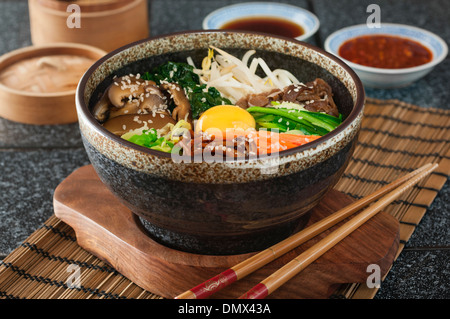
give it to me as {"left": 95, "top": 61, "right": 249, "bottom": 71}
{"left": 53, "top": 165, "right": 399, "bottom": 299}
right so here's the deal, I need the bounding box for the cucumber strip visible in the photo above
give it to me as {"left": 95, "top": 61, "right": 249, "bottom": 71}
{"left": 257, "top": 122, "right": 287, "bottom": 132}
{"left": 305, "top": 111, "right": 342, "bottom": 127}
{"left": 247, "top": 106, "right": 337, "bottom": 132}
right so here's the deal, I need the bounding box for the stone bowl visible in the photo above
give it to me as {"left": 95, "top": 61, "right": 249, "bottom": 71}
{"left": 76, "top": 30, "right": 365, "bottom": 255}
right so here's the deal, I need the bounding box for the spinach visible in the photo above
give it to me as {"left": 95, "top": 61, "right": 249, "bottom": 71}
{"left": 142, "top": 61, "right": 231, "bottom": 119}
{"left": 142, "top": 62, "right": 198, "bottom": 89}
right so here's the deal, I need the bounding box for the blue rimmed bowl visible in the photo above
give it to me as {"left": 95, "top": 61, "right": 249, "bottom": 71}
{"left": 202, "top": 2, "right": 320, "bottom": 42}
{"left": 324, "top": 23, "right": 448, "bottom": 88}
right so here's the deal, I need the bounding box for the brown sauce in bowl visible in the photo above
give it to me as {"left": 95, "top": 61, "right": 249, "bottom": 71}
{"left": 338, "top": 35, "right": 433, "bottom": 69}
{"left": 221, "top": 17, "right": 305, "bottom": 38}
{"left": 0, "top": 54, "right": 95, "bottom": 93}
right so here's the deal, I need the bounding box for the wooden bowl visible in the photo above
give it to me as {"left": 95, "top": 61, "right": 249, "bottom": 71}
{"left": 28, "top": 0, "right": 149, "bottom": 53}
{"left": 0, "top": 43, "right": 106, "bottom": 125}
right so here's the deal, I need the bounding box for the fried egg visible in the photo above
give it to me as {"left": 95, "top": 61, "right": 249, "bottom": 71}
{"left": 195, "top": 105, "right": 256, "bottom": 136}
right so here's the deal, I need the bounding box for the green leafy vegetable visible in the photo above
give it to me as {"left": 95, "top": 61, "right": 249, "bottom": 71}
{"left": 122, "top": 120, "right": 192, "bottom": 154}
{"left": 247, "top": 103, "right": 343, "bottom": 136}
{"left": 142, "top": 62, "right": 198, "bottom": 89}
{"left": 125, "top": 129, "right": 174, "bottom": 153}
{"left": 142, "top": 61, "right": 231, "bottom": 119}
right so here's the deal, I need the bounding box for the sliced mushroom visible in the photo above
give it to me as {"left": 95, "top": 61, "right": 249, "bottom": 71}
{"left": 103, "top": 77, "right": 168, "bottom": 119}
{"left": 140, "top": 95, "right": 166, "bottom": 112}
{"left": 92, "top": 89, "right": 112, "bottom": 122}
{"left": 139, "top": 84, "right": 168, "bottom": 113}
{"left": 160, "top": 82, "right": 192, "bottom": 123}
{"left": 109, "top": 100, "right": 140, "bottom": 119}
{"left": 102, "top": 111, "right": 175, "bottom": 136}
{"left": 146, "top": 83, "right": 166, "bottom": 99}
{"left": 108, "top": 76, "right": 147, "bottom": 108}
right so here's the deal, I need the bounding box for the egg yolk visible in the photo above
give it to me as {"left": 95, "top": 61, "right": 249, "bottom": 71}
{"left": 196, "top": 105, "right": 256, "bottom": 136}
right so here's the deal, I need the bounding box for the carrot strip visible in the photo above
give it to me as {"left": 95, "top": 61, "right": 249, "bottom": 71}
{"left": 206, "top": 129, "right": 321, "bottom": 155}
{"left": 279, "top": 133, "right": 321, "bottom": 145}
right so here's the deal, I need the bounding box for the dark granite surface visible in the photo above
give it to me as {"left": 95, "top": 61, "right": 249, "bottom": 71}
{"left": 0, "top": 0, "right": 448, "bottom": 299}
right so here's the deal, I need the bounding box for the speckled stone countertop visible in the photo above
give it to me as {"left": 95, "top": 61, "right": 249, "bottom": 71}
{"left": 0, "top": 0, "right": 448, "bottom": 299}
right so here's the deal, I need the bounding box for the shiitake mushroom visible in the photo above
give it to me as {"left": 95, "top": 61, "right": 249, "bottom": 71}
{"left": 93, "top": 74, "right": 192, "bottom": 136}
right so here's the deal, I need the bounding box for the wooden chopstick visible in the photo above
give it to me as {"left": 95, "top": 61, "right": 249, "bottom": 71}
{"left": 174, "top": 163, "right": 436, "bottom": 299}
{"left": 238, "top": 163, "right": 438, "bottom": 299}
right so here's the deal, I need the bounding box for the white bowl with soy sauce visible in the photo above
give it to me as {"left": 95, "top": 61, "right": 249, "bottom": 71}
{"left": 202, "top": 2, "right": 320, "bottom": 42}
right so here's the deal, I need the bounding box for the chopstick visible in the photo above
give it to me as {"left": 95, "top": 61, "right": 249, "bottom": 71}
{"left": 239, "top": 162, "right": 438, "bottom": 299}
{"left": 175, "top": 163, "right": 436, "bottom": 299}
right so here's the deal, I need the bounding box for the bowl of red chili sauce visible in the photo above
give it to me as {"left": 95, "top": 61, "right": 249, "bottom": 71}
{"left": 324, "top": 23, "right": 447, "bottom": 88}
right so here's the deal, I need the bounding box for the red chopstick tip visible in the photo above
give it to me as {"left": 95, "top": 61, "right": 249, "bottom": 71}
{"left": 238, "top": 283, "right": 269, "bottom": 299}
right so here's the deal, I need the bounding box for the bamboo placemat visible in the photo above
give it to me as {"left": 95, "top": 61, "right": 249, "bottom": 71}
{"left": 1, "top": 98, "right": 449, "bottom": 299}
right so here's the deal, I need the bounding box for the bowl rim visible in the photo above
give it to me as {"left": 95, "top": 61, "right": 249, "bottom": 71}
{"left": 324, "top": 23, "right": 448, "bottom": 75}
{"left": 76, "top": 30, "right": 365, "bottom": 160}
{"left": 201, "top": 1, "right": 320, "bottom": 41}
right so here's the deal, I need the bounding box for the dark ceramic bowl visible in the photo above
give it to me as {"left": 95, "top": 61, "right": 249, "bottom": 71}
{"left": 76, "top": 31, "right": 365, "bottom": 255}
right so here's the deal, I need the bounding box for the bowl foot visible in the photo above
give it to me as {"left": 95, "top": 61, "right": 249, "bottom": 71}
{"left": 137, "top": 212, "right": 312, "bottom": 256}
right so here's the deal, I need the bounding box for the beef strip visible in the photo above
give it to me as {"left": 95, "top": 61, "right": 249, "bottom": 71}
{"left": 236, "top": 78, "right": 339, "bottom": 117}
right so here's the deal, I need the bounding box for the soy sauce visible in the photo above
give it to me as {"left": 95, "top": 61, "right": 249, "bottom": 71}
{"left": 221, "top": 17, "right": 305, "bottom": 38}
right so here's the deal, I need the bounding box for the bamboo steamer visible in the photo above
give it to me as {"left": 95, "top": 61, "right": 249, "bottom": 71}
{"left": 28, "top": 0, "right": 149, "bottom": 53}
{"left": 0, "top": 43, "right": 106, "bottom": 125}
